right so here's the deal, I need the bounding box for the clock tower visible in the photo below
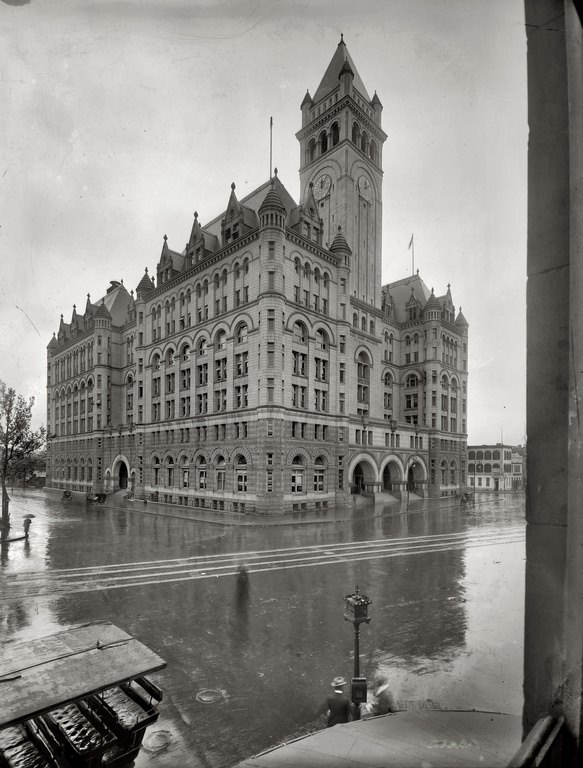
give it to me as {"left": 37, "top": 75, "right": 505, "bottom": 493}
{"left": 296, "top": 36, "right": 387, "bottom": 307}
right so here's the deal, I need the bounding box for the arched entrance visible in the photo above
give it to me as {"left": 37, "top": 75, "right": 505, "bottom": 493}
{"left": 382, "top": 461, "right": 401, "bottom": 492}
{"left": 407, "top": 461, "right": 424, "bottom": 492}
{"left": 351, "top": 460, "right": 377, "bottom": 495}
{"left": 118, "top": 461, "right": 128, "bottom": 490}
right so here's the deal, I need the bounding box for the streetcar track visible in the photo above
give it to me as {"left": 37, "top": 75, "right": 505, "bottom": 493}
{"left": 5, "top": 525, "right": 524, "bottom": 579}
{"left": 2, "top": 529, "right": 524, "bottom": 598}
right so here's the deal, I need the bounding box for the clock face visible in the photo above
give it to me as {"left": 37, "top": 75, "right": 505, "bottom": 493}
{"left": 358, "top": 175, "right": 373, "bottom": 203}
{"left": 313, "top": 173, "right": 332, "bottom": 201}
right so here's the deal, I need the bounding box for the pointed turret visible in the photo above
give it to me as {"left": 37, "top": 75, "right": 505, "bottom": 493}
{"left": 47, "top": 332, "right": 58, "bottom": 353}
{"left": 301, "top": 90, "right": 313, "bottom": 127}
{"left": 329, "top": 225, "right": 352, "bottom": 265}
{"left": 136, "top": 267, "right": 154, "bottom": 299}
{"left": 456, "top": 307, "right": 469, "bottom": 329}
{"left": 371, "top": 91, "right": 383, "bottom": 124}
{"left": 312, "top": 34, "right": 371, "bottom": 104}
{"left": 95, "top": 298, "right": 111, "bottom": 321}
{"left": 423, "top": 288, "right": 442, "bottom": 320}
{"left": 259, "top": 170, "right": 287, "bottom": 230}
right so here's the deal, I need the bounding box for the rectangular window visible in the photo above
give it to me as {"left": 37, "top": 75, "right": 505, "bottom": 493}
{"left": 267, "top": 309, "right": 275, "bottom": 331}
{"left": 267, "top": 342, "right": 275, "bottom": 368}
{"left": 236, "top": 352, "right": 248, "bottom": 376}
{"left": 268, "top": 271, "right": 275, "bottom": 289}
{"left": 268, "top": 241, "right": 275, "bottom": 259}
{"left": 197, "top": 364, "right": 208, "bottom": 385}
{"left": 293, "top": 351, "right": 307, "bottom": 376}
{"left": 266, "top": 470, "right": 273, "bottom": 493}
{"left": 315, "top": 358, "right": 328, "bottom": 382}
{"left": 235, "top": 385, "right": 248, "bottom": 408}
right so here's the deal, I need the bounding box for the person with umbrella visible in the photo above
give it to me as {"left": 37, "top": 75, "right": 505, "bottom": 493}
{"left": 23, "top": 514, "right": 34, "bottom": 538}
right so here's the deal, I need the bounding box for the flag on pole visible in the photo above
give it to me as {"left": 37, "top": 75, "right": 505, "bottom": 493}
{"left": 408, "top": 233, "right": 414, "bottom": 250}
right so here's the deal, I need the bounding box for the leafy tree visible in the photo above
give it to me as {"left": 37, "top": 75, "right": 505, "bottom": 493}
{"left": 0, "top": 381, "right": 46, "bottom": 533}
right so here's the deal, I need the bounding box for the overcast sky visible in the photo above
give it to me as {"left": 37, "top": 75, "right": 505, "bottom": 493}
{"left": 0, "top": 0, "right": 527, "bottom": 444}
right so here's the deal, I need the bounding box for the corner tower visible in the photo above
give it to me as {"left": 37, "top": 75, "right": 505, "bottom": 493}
{"left": 296, "top": 35, "right": 387, "bottom": 307}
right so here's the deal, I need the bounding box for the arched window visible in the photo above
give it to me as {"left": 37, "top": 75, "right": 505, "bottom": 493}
{"left": 291, "top": 455, "right": 304, "bottom": 493}
{"left": 353, "top": 313, "right": 358, "bottom": 328}
{"left": 180, "top": 456, "right": 189, "bottom": 488}
{"left": 369, "top": 320, "right": 375, "bottom": 335}
{"left": 441, "top": 459, "right": 448, "bottom": 484}
{"left": 357, "top": 351, "right": 370, "bottom": 381}
{"left": 166, "top": 348, "right": 175, "bottom": 366}
{"left": 165, "top": 455, "right": 175, "bottom": 487}
{"left": 308, "top": 138, "right": 316, "bottom": 163}
{"left": 198, "top": 338, "right": 207, "bottom": 356}
{"left": 319, "top": 130, "right": 328, "bottom": 154}
{"left": 215, "top": 329, "right": 227, "bottom": 351}
{"left": 331, "top": 122, "right": 340, "bottom": 146}
{"left": 236, "top": 323, "right": 248, "bottom": 344}
{"left": 235, "top": 455, "right": 248, "bottom": 492}
{"left": 152, "top": 456, "right": 161, "bottom": 486}
{"left": 293, "top": 321, "right": 307, "bottom": 344}
{"left": 313, "top": 456, "right": 326, "bottom": 492}
{"left": 197, "top": 456, "right": 207, "bottom": 489}
{"left": 406, "top": 374, "right": 418, "bottom": 388}
{"left": 360, "top": 130, "right": 369, "bottom": 154}
{"left": 315, "top": 329, "right": 328, "bottom": 351}
{"left": 181, "top": 343, "right": 190, "bottom": 362}
{"left": 352, "top": 122, "right": 360, "bottom": 144}
{"left": 384, "top": 372, "right": 392, "bottom": 387}
{"left": 216, "top": 455, "right": 226, "bottom": 491}
{"left": 361, "top": 317, "right": 366, "bottom": 331}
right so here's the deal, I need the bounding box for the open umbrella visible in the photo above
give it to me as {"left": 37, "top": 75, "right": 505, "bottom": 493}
{"left": 23, "top": 513, "right": 36, "bottom": 519}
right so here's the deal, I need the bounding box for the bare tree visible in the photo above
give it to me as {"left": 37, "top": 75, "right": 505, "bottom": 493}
{"left": 0, "top": 381, "right": 45, "bottom": 535}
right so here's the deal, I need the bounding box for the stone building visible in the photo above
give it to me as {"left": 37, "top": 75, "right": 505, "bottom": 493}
{"left": 46, "top": 37, "right": 468, "bottom": 514}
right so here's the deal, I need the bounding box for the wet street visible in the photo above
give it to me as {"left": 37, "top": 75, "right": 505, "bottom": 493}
{"left": 0, "top": 491, "right": 525, "bottom": 767}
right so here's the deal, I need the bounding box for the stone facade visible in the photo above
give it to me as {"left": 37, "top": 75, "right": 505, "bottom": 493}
{"left": 46, "top": 38, "right": 469, "bottom": 514}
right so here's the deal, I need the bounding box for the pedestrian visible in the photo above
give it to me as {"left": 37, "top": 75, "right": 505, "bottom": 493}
{"left": 236, "top": 564, "right": 249, "bottom": 599}
{"left": 325, "top": 676, "right": 353, "bottom": 727}
{"left": 367, "top": 675, "right": 396, "bottom": 717}
{"left": 23, "top": 518, "right": 31, "bottom": 538}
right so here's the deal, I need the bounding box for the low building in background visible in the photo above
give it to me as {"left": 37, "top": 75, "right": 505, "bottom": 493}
{"left": 467, "top": 444, "right": 525, "bottom": 492}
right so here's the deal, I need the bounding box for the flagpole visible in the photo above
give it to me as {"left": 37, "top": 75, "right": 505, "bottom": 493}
{"left": 269, "top": 116, "right": 273, "bottom": 179}
{"left": 408, "top": 233, "right": 415, "bottom": 275}
{"left": 412, "top": 237, "right": 415, "bottom": 276}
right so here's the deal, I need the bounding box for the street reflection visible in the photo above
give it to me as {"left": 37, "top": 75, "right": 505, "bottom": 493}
{"left": 0, "top": 491, "right": 525, "bottom": 767}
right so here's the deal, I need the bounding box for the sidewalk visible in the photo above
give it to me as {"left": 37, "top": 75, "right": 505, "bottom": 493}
{"left": 234, "top": 709, "right": 522, "bottom": 768}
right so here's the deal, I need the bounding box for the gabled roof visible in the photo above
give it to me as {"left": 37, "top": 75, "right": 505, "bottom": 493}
{"left": 202, "top": 176, "right": 298, "bottom": 239}
{"left": 312, "top": 36, "right": 371, "bottom": 104}
{"left": 383, "top": 273, "right": 432, "bottom": 323}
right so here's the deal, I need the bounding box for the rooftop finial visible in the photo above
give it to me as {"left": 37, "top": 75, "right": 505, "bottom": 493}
{"left": 163, "top": 234, "right": 167, "bottom": 242}
{"left": 145, "top": 267, "right": 148, "bottom": 274}
{"left": 231, "top": 182, "right": 236, "bottom": 191}
{"left": 340, "top": 33, "right": 344, "bottom": 43}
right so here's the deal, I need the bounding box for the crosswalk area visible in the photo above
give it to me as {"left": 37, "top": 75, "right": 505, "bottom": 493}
{"left": 2, "top": 526, "right": 524, "bottom": 599}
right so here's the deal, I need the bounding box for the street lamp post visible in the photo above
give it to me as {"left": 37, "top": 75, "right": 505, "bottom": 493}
{"left": 344, "top": 585, "right": 372, "bottom": 719}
